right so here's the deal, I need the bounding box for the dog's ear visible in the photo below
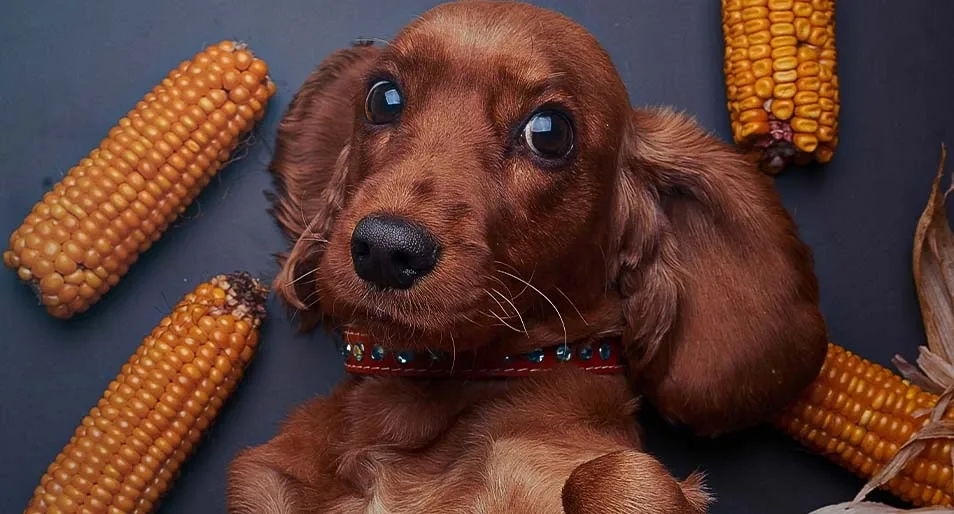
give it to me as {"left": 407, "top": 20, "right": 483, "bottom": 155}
{"left": 269, "top": 43, "right": 378, "bottom": 330}
{"left": 611, "top": 107, "right": 828, "bottom": 436}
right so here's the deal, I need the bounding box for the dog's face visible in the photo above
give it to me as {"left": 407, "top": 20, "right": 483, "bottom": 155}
{"left": 307, "top": 2, "right": 631, "bottom": 350}
{"left": 272, "top": 0, "right": 828, "bottom": 434}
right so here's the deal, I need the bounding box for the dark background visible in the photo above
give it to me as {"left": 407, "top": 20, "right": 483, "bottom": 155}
{"left": 2, "top": 1, "right": 953, "bottom": 512}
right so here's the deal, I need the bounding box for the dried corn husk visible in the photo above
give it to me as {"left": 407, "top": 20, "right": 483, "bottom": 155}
{"left": 810, "top": 502, "right": 953, "bottom": 513}
{"left": 809, "top": 144, "right": 954, "bottom": 513}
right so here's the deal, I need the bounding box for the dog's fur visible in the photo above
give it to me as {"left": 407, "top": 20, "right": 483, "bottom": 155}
{"left": 227, "top": 2, "right": 828, "bottom": 512}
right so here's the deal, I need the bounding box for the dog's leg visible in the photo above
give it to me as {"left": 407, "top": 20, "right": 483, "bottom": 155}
{"left": 561, "top": 449, "right": 710, "bottom": 514}
{"left": 226, "top": 393, "right": 350, "bottom": 514}
{"left": 227, "top": 445, "right": 310, "bottom": 514}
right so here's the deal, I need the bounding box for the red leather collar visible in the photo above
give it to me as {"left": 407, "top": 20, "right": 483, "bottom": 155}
{"left": 339, "top": 328, "right": 627, "bottom": 378}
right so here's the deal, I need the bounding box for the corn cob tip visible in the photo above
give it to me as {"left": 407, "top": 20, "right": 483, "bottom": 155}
{"left": 211, "top": 271, "right": 269, "bottom": 328}
{"left": 721, "top": 0, "right": 839, "bottom": 175}
{"left": 748, "top": 115, "right": 825, "bottom": 175}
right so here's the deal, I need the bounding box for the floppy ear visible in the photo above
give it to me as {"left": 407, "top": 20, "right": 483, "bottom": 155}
{"left": 268, "top": 43, "right": 379, "bottom": 330}
{"left": 612, "top": 107, "right": 829, "bottom": 436}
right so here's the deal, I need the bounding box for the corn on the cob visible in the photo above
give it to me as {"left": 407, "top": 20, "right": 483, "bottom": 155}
{"left": 775, "top": 343, "right": 954, "bottom": 507}
{"left": 2, "top": 42, "right": 276, "bottom": 319}
{"left": 24, "top": 271, "right": 268, "bottom": 514}
{"left": 721, "top": 0, "right": 840, "bottom": 174}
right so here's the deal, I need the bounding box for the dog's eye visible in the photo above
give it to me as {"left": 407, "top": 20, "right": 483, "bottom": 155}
{"left": 365, "top": 80, "right": 403, "bottom": 124}
{"left": 522, "top": 110, "right": 573, "bottom": 159}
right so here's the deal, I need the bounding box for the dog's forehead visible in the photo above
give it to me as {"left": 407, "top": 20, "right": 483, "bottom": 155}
{"left": 376, "top": 2, "right": 630, "bottom": 133}
{"left": 389, "top": 2, "right": 588, "bottom": 85}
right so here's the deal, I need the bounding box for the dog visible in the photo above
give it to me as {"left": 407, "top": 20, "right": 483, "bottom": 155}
{"left": 227, "top": 1, "right": 829, "bottom": 512}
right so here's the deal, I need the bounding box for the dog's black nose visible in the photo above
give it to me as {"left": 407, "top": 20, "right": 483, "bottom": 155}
{"left": 350, "top": 214, "right": 440, "bottom": 290}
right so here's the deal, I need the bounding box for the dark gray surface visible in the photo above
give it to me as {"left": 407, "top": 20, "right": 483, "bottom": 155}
{"left": 2, "top": 1, "right": 953, "bottom": 513}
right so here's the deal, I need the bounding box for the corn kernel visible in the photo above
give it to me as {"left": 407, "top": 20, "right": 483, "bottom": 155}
{"left": 774, "top": 83, "right": 798, "bottom": 99}
{"left": 793, "top": 1, "right": 813, "bottom": 17}
{"left": 749, "top": 30, "right": 772, "bottom": 45}
{"left": 753, "top": 59, "right": 774, "bottom": 77}
{"left": 742, "top": 6, "right": 769, "bottom": 20}
{"left": 773, "top": 56, "right": 798, "bottom": 71}
{"left": 795, "top": 104, "right": 822, "bottom": 119}
{"left": 770, "top": 23, "right": 795, "bottom": 36}
{"left": 773, "top": 70, "right": 798, "bottom": 83}
{"left": 795, "top": 18, "right": 812, "bottom": 40}
{"left": 749, "top": 44, "right": 772, "bottom": 60}
{"left": 771, "top": 99, "right": 795, "bottom": 120}
{"left": 797, "top": 45, "right": 820, "bottom": 61}
{"left": 769, "top": 11, "right": 795, "bottom": 23}
{"left": 745, "top": 18, "right": 771, "bottom": 33}
{"left": 755, "top": 77, "right": 775, "bottom": 98}
{"left": 740, "top": 108, "right": 769, "bottom": 123}
{"left": 809, "top": 27, "right": 829, "bottom": 46}
{"left": 741, "top": 121, "right": 770, "bottom": 137}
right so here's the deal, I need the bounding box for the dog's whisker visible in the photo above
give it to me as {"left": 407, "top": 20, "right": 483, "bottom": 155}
{"left": 520, "top": 268, "right": 537, "bottom": 300}
{"left": 488, "top": 288, "right": 528, "bottom": 334}
{"left": 490, "top": 315, "right": 524, "bottom": 334}
{"left": 478, "top": 308, "right": 515, "bottom": 320}
{"left": 493, "top": 262, "right": 534, "bottom": 299}
{"left": 296, "top": 197, "right": 326, "bottom": 245}
{"left": 305, "top": 296, "right": 322, "bottom": 310}
{"left": 351, "top": 291, "right": 369, "bottom": 321}
{"left": 460, "top": 313, "right": 484, "bottom": 328}
{"left": 483, "top": 289, "right": 514, "bottom": 318}
{"left": 555, "top": 287, "right": 589, "bottom": 326}
{"left": 489, "top": 287, "right": 521, "bottom": 317}
{"left": 488, "top": 274, "right": 516, "bottom": 299}
{"left": 302, "top": 288, "right": 322, "bottom": 310}
{"left": 479, "top": 305, "right": 524, "bottom": 334}
{"left": 301, "top": 288, "right": 321, "bottom": 303}
{"left": 297, "top": 198, "right": 309, "bottom": 234}
{"left": 286, "top": 266, "right": 320, "bottom": 289}
{"left": 497, "top": 269, "right": 567, "bottom": 346}
{"left": 449, "top": 332, "right": 457, "bottom": 375}
{"left": 298, "top": 237, "right": 330, "bottom": 244}
{"left": 409, "top": 308, "right": 419, "bottom": 342}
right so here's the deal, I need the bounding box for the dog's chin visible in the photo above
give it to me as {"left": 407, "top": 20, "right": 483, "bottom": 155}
{"left": 334, "top": 307, "right": 494, "bottom": 352}
{"left": 316, "top": 282, "right": 499, "bottom": 351}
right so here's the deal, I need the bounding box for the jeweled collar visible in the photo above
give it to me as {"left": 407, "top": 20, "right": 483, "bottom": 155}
{"left": 337, "top": 328, "right": 627, "bottom": 378}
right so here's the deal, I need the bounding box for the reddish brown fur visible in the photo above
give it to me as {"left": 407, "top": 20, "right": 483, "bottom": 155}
{"left": 232, "top": 1, "right": 828, "bottom": 512}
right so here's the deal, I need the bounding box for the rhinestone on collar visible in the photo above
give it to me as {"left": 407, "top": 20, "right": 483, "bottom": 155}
{"left": 338, "top": 329, "right": 626, "bottom": 378}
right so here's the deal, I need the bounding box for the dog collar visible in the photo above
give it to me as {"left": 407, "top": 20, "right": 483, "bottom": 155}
{"left": 337, "top": 328, "right": 627, "bottom": 378}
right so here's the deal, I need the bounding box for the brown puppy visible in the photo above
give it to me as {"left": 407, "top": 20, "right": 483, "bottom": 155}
{"left": 227, "top": 1, "right": 828, "bottom": 513}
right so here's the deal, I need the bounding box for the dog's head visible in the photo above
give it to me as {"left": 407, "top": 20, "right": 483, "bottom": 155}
{"left": 275, "top": 2, "right": 630, "bottom": 348}
{"left": 270, "top": 0, "right": 827, "bottom": 435}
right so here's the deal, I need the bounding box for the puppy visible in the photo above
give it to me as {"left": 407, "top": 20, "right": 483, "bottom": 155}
{"left": 227, "top": 1, "right": 828, "bottom": 512}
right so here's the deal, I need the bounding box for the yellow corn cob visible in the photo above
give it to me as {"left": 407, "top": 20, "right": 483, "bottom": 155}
{"left": 775, "top": 343, "right": 954, "bottom": 507}
{"left": 24, "top": 271, "right": 268, "bottom": 514}
{"left": 721, "top": 0, "right": 840, "bottom": 174}
{"left": 2, "top": 41, "right": 276, "bottom": 319}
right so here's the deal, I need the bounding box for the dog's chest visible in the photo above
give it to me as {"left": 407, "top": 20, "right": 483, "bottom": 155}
{"left": 355, "top": 434, "right": 605, "bottom": 514}
{"left": 328, "top": 371, "right": 636, "bottom": 514}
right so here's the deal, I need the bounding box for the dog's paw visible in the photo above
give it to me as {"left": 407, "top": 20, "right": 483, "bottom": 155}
{"left": 561, "top": 449, "right": 709, "bottom": 514}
